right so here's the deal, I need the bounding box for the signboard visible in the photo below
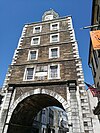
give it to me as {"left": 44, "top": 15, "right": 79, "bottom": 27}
{"left": 90, "top": 30, "right": 100, "bottom": 50}
{"left": 35, "top": 72, "right": 47, "bottom": 77}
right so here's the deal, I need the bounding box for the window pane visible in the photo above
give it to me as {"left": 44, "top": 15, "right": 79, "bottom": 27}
{"left": 50, "top": 66, "right": 58, "bottom": 78}
{"left": 51, "top": 48, "right": 57, "bottom": 57}
{"left": 32, "top": 38, "right": 39, "bottom": 44}
{"left": 52, "top": 35, "right": 58, "bottom": 42}
{"left": 30, "top": 51, "right": 36, "bottom": 60}
{"left": 26, "top": 68, "right": 34, "bottom": 80}
{"left": 84, "top": 122, "right": 88, "bottom": 126}
{"left": 52, "top": 24, "right": 58, "bottom": 30}
{"left": 35, "top": 27, "right": 40, "bottom": 33}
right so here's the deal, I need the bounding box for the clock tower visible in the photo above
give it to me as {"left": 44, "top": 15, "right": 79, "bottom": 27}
{"left": 0, "top": 9, "right": 95, "bottom": 133}
{"left": 42, "top": 9, "right": 59, "bottom": 21}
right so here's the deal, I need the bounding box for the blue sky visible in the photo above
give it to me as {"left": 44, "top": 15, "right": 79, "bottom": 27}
{"left": 0, "top": 0, "right": 93, "bottom": 87}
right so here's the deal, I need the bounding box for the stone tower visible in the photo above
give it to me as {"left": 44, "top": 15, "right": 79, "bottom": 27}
{"left": 0, "top": 10, "right": 94, "bottom": 133}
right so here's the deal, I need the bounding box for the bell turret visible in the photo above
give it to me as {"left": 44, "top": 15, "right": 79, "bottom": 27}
{"left": 42, "top": 9, "right": 59, "bottom": 21}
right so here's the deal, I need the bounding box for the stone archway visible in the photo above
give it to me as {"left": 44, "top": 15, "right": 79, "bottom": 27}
{"left": 6, "top": 88, "right": 70, "bottom": 133}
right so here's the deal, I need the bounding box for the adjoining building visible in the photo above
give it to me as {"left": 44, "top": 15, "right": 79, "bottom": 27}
{"left": 0, "top": 9, "right": 96, "bottom": 133}
{"left": 87, "top": 89, "right": 100, "bottom": 133}
{"left": 88, "top": 0, "right": 100, "bottom": 118}
{"left": 53, "top": 107, "right": 69, "bottom": 133}
{"left": 32, "top": 107, "right": 69, "bottom": 133}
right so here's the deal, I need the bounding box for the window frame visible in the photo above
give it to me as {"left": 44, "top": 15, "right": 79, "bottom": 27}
{"left": 50, "top": 22, "right": 59, "bottom": 31}
{"left": 28, "top": 50, "right": 38, "bottom": 60}
{"left": 48, "top": 64, "right": 60, "bottom": 79}
{"left": 50, "top": 33, "right": 59, "bottom": 43}
{"left": 84, "top": 122, "right": 88, "bottom": 126}
{"left": 31, "top": 36, "right": 40, "bottom": 45}
{"left": 23, "top": 66, "right": 35, "bottom": 81}
{"left": 49, "top": 47, "right": 60, "bottom": 59}
{"left": 33, "top": 25, "right": 42, "bottom": 33}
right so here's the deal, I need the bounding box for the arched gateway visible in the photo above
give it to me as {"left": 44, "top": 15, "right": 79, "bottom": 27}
{"left": 7, "top": 88, "right": 70, "bottom": 133}
{"left": 0, "top": 10, "right": 94, "bottom": 133}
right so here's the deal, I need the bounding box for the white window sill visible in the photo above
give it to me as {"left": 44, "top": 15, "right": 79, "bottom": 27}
{"left": 23, "top": 79, "right": 34, "bottom": 81}
{"left": 49, "top": 57, "right": 58, "bottom": 59}
{"left": 48, "top": 77, "right": 61, "bottom": 80}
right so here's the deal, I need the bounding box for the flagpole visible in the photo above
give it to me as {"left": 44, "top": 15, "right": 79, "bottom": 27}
{"left": 80, "top": 24, "right": 100, "bottom": 30}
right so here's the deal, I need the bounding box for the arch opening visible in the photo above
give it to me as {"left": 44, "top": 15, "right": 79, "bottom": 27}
{"left": 7, "top": 89, "right": 69, "bottom": 133}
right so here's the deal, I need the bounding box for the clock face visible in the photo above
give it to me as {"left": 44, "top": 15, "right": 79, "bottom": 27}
{"left": 45, "top": 15, "right": 53, "bottom": 20}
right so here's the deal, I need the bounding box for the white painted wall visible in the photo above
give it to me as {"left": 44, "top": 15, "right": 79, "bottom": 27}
{"left": 87, "top": 89, "right": 100, "bottom": 133}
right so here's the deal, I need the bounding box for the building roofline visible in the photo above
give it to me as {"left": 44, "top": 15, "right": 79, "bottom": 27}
{"left": 24, "top": 15, "right": 72, "bottom": 26}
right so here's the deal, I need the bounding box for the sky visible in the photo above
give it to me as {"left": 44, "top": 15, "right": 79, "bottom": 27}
{"left": 0, "top": 0, "right": 93, "bottom": 88}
